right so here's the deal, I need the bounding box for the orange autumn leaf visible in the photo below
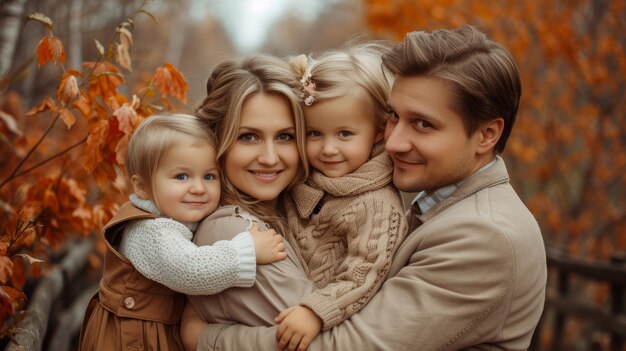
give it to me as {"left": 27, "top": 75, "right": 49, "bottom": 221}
{"left": 154, "top": 63, "right": 188, "bottom": 103}
{"left": 113, "top": 95, "right": 142, "bottom": 135}
{"left": 58, "top": 108, "right": 76, "bottom": 129}
{"left": 26, "top": 97, "right": 57, "bottom": 116}
{"left": 83, "top": 61, "right": 125, "bottom": 102}
{"left": 72, "top": 90, "right": 93, "bottom": 119}
{"left": 83, "top": 119, "right": 110, "bottom": 173}
{"left": 36, "top": 35, "right": 66, "bottom": 67}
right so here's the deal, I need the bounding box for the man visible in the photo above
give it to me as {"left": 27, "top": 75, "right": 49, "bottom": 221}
{"left": 182, "top": 25, "right": 547, "bottom": 351}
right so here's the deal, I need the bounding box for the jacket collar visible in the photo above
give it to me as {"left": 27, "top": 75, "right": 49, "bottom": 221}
{"left": 415, "top": 156, "right": 510, "bottom": 224}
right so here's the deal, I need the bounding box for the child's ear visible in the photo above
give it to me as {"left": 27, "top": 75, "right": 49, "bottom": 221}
{"left": 130, "top": 175, "right": 150, "bottom": 199}
{"left": 374, "top": 130, "right": 385, "bottom": 144}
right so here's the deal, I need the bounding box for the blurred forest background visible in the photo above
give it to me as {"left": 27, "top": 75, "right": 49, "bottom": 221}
{"left": 0, "top": 0, "right": 624, "bottom": 350}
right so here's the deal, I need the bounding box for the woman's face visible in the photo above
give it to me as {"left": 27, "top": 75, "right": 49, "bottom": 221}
{"left": 224, "top": 93, "right": 300, "bottom": 207}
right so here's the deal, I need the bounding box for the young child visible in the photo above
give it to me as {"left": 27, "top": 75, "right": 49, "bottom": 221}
{"left": 275, "top": 42, "right": 409, "bottom": 349}
{"left": 79, "top": 113, "right": 286, "bottom": 351}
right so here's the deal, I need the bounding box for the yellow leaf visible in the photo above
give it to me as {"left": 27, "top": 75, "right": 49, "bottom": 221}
{"left": 0, "top": 110, "right": 22, "bottom": 136}
{"left": 57, "top": 74, "right": 80, "bottom": 105}
{"left": 116, "top": 42, "right": 132, "bottom": 72}
{"left": 27, "top": 12, "right": 53, "bottom": 30}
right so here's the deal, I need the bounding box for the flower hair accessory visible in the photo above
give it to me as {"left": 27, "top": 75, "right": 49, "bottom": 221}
{"left": 291, "top": 54, "right": 316, "bottom": 106}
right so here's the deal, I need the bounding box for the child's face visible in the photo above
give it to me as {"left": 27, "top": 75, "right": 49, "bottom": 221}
{"left": 304, "top": 93, "right": 383, "bottom": 177}
{"left": 151, "top": 139, "right": 220, "bottom": 223}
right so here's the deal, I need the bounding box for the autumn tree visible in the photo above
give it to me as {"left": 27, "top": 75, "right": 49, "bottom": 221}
{"left": 0, "top": 4, "right": 188, "bottom": 338}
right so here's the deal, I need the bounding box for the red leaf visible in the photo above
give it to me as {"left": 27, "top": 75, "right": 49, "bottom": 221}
{"left": 36, "top": 35, "right": 66, "bottom": 67}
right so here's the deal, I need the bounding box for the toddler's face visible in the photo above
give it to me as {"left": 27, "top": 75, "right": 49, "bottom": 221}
{"left": 151, "top": 139, "right": 220, "bottom": 223}
{"left": 304, "top": 93, "right": 382, "bottom": 178}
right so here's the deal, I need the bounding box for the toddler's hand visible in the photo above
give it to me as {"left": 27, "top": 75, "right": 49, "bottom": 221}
{"left": 249, "top": 223, "right": 287, "bottom": 264}
{"left": 275, "top": 305, "right": 322, "bottom": 351}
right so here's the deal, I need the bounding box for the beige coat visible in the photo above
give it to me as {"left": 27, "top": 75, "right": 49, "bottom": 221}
{"left": 186, "top": 206, "right": 316, "bottom": 326}
{"left": 283, "top": 153, "right": 407, "bottom": 329}
{"left": 197, "top": 157, "right": 547, "bottom": 351}
{"left": 79, "top": 202, "right": 185, "bottom": 351}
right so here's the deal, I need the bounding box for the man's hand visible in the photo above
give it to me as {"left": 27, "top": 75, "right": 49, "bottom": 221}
{"left": 275, "top": 305, "right": 322, "bottom": 351}
{"left": 250, "top": 223, "right": 287, "bottom": 264}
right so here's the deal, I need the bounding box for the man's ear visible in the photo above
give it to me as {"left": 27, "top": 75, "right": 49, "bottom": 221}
{"left": 130, "top": 175, "right": 150, "bottom": 199}
{"left": 476, "top": 118, "right": 504, "bottom": 155}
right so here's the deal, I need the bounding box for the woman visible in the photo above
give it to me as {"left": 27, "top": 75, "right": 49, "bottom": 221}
{"left": 181, "top": 55, "right": 316, "bottom": 350}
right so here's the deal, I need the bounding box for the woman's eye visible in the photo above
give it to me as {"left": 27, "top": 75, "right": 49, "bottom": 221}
{"left": 307, "top": 130, "right": 321, "bottom": 138}
{"left": 277, "top": 133, "right": 294, "bottom": 142}
{"left": 338, "top": 130, "right": 352, "bottom": 138}
{"left": 204, "top": 174, "right": 217, "bottom": 181}
{"left": 175, "top": 174, "right": 189, "bottom": 180}
{"left": 387, "top": 110, "right": 399, "bottom": 121}
{"left": 239, "top": 133, "right": 258, "bottom": 142}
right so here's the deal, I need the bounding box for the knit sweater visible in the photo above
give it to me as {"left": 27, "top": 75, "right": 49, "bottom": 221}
{"left": 284, "top": 153, "right": 408, "bottom": 329}
{"left": 118, "top": 194, "right": 256, "bottom": 295}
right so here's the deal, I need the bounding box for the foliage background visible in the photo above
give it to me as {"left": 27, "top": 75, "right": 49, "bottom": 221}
{"left": 0, "top": 0, "right": 624, "bottom": 349}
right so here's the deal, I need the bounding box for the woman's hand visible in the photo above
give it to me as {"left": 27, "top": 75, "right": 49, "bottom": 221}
{"left": 275, "top": 305, "right": 322, "bottom": 351}
{"left": 250, "top": 223, "right": 287, "bottom": 264}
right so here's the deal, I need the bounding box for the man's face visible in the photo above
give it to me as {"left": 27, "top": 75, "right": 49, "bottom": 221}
{"left": 384, "top": 76, "right": 484, "bottom": 193}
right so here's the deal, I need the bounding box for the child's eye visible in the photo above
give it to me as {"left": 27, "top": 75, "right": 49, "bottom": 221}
{"left": 276, "top": 133, "right": 294, "bottom": 142}
{"left": 175, "top": 173, "right": 189, "bottom": 180}
{"left": 204, "top": 174, "right": 217, "bottom": 181}
{"left": 239, "top": 133, "right": 258, "bottom": 142}
{"left": 338, "top": 130, "right": 352, "bottom": 138}
{"left": 307, "top": 130, "right": 321, "bottom": 138}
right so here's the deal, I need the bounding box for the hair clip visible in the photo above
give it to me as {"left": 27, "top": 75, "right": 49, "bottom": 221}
{"left": 291, "top": 54, "right": 316, "bottom": 106}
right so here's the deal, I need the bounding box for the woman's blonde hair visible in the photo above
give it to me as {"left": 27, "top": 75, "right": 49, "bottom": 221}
{"left": 290, "top": 40, "right": 394, "bottom": 158}
{"left": 196, "top": 54, "right": 308, "bottom": 233}
{"left": 125, "top": 113, "right": 215, "bottom": 195}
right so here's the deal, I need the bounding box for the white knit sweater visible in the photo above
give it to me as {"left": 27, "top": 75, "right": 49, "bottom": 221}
{"left": 118, "top": 194, "right": 256, "bottom": 295}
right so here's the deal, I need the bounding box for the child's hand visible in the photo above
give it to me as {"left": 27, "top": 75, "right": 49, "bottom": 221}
{"left": 275, "top": 305, "right": 322, "bottom": 351}
{"left": 249, "top": 223, "right": 287, "bottom": 264}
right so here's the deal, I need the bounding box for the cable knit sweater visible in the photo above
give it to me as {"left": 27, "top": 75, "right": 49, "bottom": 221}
{"left": 118, "top": 194, "right": 256, "bottom": 295}
{"left": 284, "top": 153, "right": 408, "bottom": 329}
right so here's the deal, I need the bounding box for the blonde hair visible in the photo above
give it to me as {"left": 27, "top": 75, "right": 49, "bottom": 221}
{"left": 290, "top": 40, "right": 394, "bottom": 158}
{"left": 196, "top": 54, "right": 308, "bottom": 234}
{"left": 125, "top": 113, "right": 215, "bottom": 194}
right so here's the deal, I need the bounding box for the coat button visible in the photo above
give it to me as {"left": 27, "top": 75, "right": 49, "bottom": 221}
{"left": 123, "top": 296, "right": 136, "bottom": 309}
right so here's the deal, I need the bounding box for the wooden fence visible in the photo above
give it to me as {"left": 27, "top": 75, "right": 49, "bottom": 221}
{"left": 531, "top": 247, "right": 626, "bottom": 351}
{"left": 3, "top": 240, "right": 626, "bottom": 350}
{"left": 3, "top": 238, "right": 99, "bottom": 351}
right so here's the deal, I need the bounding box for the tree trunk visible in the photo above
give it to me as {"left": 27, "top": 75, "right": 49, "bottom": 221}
{"left": 68, "top": 0, "right": 83, "bottom": 69}
{"left": 0, "top": 0, "right": 28, "bottom": 77}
